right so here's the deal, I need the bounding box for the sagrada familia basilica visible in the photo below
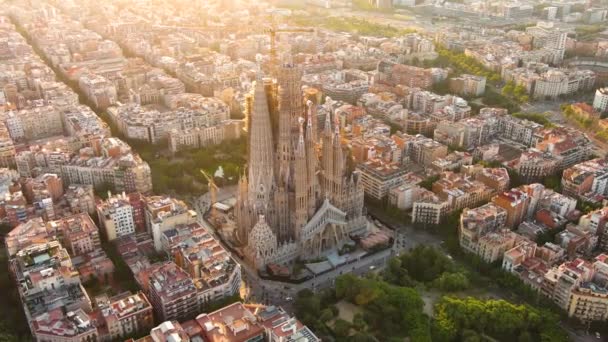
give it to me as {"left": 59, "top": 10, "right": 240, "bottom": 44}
{"left": 235, "top": 63, "right": 368, "bottom": 270}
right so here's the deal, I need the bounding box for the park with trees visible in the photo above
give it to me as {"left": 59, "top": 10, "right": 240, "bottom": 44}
{"left": 433, "top": 46, "right": 502, "bottom": 85}
{"left": 432, "top": 296, "right": 568, "bottom": 342}
{"left": 384, "top": 245, "right": 470, "bottom": 292}
{"left": 295, "top": 274, "right": 431, "bottom": 341}
{"left": 294, "top": 247, "right": 568, "bottom": 342}
{"left": 293, "top": 15, "right": 416, "bottom": 38}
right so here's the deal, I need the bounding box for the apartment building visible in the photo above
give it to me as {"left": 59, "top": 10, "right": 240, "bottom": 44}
{"left": 514, "top": 149, "right": 559, "bottom": 182}
{"left": 561, "top": 158, "right": 608, "bottom": 199}
{"left": 323, "top": 79, "right": 370, "bottom": 105}
{"left": 433, "top": 121, "right": 466, "bottom": 148}
{"left": 0, "top": 122, "right": 16, "bottom": 167}
{"left": 356, "top": 159, "right": 409, "bottom": 200}
{"left": 189, "top": 302, "right": 266, "bottom": 342}
{"left": 15, "top": 145, "right": 73, "bottom": 178}
{"left": 449, "top": 74, "right": 486, "bottom": 97}
{"left": 568, "top": 282, "right": 608, "bottom": 322}
{"left": 492, "top": 188, "right": 531, "bottom": 229}
{"left": 350, "top": 135, "right": 402, "bottom": 164}
{"left": 432, "top": 172, "right": 494, "bottom": 213}
{"left": 94, "top": 292, "right": 154, "bottom": 341}
{"left": 411, "top": 195, "right": 450, "bottom": 225}
{"left": 151, "top": 302, "right": 322, "bottom": 342}
{"left": 137, "top": 261, "right": 199, "bottom": 322}
{"left": 10, "top": 241, "right": 94, "bottom": 340}
{"left": 62, "top": 104, "right": 111, "bottom": 141}
{"left": 497, "top": 115, "right": 543, "bottom": 147}
{"left": 467, "top": 166, "right": 510, "bottom": 193}
{"left": 412, "top": 171, "right": 495, "bottom": 225}
{"left": 144, "top": 195, "right": 197, "bottom": 250}
{"left": 78, "top": 73, "right": 118, "bottom": 110}
{"left": 4, "top": 217, "right": 51, "bottom": 257}
{"left": 32, "top": 308, "right": 98, "bottom": 342}
{"left": 593, "top": 87, "right": 608, "bottom": 113}
{"left": 252, "top": 305, "right": 321, "bottom": 342}
{"left": 22, "top": 173, "right": 64, "bottom": 203}
{"left": 431, "top": 151, "right": 472, "bottom": 172}
{"left": 502, "top": 239, "right": 539, "bottom": 273}
{"left": 535, "top": 126, "right": 593, "bottom": 170}
{"left": 162, "top": 223, "right": 241, "bottom": 305}
{"left": 542, "top": 259, "right": 594, "bottom": 310}
{"left": 147, "top": 321, "right": 190, "bottom": 341}
{"left": 49, "top": 213, "right": 101, "bottom": 256}
{"left": 168, "top": 120, "right": 243, "bottom": 153}
{"left": 526, "top": 22, "right": 567, "bottom": 64}
{"left": 533, "top": 69, "right": 595, "bottom": 100}
{"left": 403, "top": 134, "right": 448, "bottom": 168}
{"left": 388, "top": 183, "right": 431, "bottom": 210}
{"left": 64, "top": 184, "right": 96, "bottom": 215}
{"left": 97, "top": 192, "right": 138, "bottom": 240}
{"left": 459, "top": 203, "right": 507, "bottom": 254}
{"left": 477, "top": 230, "right": 522, "bottom": 263}
{"left": 579, "top": 207, "right": 608, "bottom": 251}
{"left": 60, "top": 137, "right": 153, "bottom": 194}
{"left": 6, "top": 104, "right": 63, "bottom": 141}
{"left": 377, "top": 60, "right": 434, "bottom": 89}
{"left": 4, "top": 190, "right": 31, "bottom": 227}
{"left": 108, "top": 97, "right": 230, "bottom": 144}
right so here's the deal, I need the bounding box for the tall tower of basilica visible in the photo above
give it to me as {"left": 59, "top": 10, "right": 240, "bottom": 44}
{"left": 236, "top": 64, "right": 367, "bottom": 269}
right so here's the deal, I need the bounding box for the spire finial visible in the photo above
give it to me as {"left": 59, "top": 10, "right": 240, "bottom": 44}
{"left": 334, "top": 111, "right": 340, "bottom": 136}
{"left": 299, "top": 117, "right": 305, "bottom": 138}
{"left": 306, "top": 100, "right": 314, "bottom": 129}
{"left": 324, "top": 97, "right": 333, "bottom": 135}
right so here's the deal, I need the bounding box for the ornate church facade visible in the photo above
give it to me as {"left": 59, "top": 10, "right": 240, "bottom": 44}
{"left": 235, "top": 65, "right": 367, "bottom": 270}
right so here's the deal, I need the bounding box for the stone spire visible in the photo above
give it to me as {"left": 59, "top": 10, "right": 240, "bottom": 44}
{"left": 294, "top": 117, "right": 308, "bottom": 240}
{"left": 247, "top": 77, "right": 275, "bottom": 211}
{"left": 306, "top": 100, "right": 319, "bottom": 216}
{"left": 275, "top": 65, "right": 303, "bottom": 185}
{"left": 333, "top": 115, "right": 345, "bottom": 180}
{"left": 322, "top": 97, "right": 334, "bottom": 198}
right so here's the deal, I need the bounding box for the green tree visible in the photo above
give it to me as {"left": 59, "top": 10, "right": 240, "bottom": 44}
{"left": 432, "top": 297, "right": 568, "bottom": 342}
{"left": 295, "top": 289, "right": 322, "bottom": 323}
{"left": 419, "top": 175, "right": 440, "bottom": 191}
{"left": 542, "top": 173, "right": 562, "bottom": 191}
{"left": 462, "top": 329, "right": 482, "bottom": 342}
{"left": 319, "top": 308, "right": 334, "bottom": 323}
{"left": 353, "top": 312, "right": 367, "bottom": 331}
{"left": 519, "top": 331, "right": 534, "bottom": 342}
{"left": 519, "top": 95, "right": 530, "bottom": 103}
{"left": 513, "top": 85, "right": 527, "bottom": 97}
{"left": 502, "top": 82, "right": 514, "bottom": 96}
{"left": 351, "top": 332, "right": 377, "bottom": 342}
{"left": 333, "top": 319, "right": 352, "bottom": 338}
{"left": 397, "top": 246, "right": 456, "bottom": 283}
{"left": 432, "top": 305, "right": 458, "bottom": 342}
{"left": 434, "top": 272, "right": 470, "bottom": 292}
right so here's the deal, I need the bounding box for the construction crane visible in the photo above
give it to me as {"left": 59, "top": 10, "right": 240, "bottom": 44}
{"left": 149, "top": 17, "right": 314, "bottom": 75}
{"left": 264, "top": 25, "right": 315, "bottom": 75}
{"left": 200, "top": 169, "right": 219, "bottom": 223}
